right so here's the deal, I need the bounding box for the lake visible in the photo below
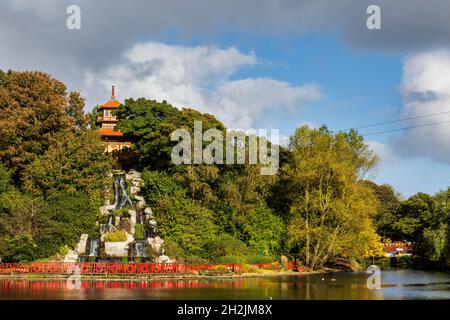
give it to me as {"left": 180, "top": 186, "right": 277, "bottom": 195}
{"left": 0, "top": 270, "right": 449, "bottom": 300}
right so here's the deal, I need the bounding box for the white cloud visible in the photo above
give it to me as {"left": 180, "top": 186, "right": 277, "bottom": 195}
{"left": 393, "top": 49, "right": 450, "bottom": 163}
{"left": 89, "top": 42, "right": 321, "bottom": 129}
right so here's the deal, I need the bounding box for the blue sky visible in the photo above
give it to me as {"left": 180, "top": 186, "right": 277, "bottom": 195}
{"left": 1, "top": 0, "right": 450, "bottom": 198}
{"left": 164, "top": 32, "right": 450, "bottom": 198}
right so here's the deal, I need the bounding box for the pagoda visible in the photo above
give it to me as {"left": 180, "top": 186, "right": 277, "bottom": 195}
{"left": 97, "top": 85, "right": 132, "bottom": 153}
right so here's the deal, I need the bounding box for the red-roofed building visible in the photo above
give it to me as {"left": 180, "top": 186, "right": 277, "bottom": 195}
{"left": 97, "top": 85, "right": 132, "bottom": 153}
{"left": 383, "top": 241, "right": 414, "bottom": 257}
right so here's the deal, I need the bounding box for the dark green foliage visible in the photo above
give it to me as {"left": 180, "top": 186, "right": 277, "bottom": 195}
{"left": 0, "top": 70, "right": 111, "bottom": 262}
{"left": 0, "top": 162, "right": 11, "bottom": 194}
{"left": 1, "top": 234, "right": 37, "bottom": 262}
{"left": 36, "top": 191, "right": 99, "bottom": 257}
{"left": 134, "top": 224, "right": 144, "bottom": 240}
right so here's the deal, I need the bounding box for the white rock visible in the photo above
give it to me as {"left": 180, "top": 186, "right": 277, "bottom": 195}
{"left": 130, "top": 186, "right": 140, "bottom": 194}
{"left": 134, "top": 195, "right": 144, "bottom": 202}
{"left": 129, "top": 210, "right": 137, "bottom": 226}
{"left": 104, "top": 231, "right": 135, "bottom": 257}
{"left": 156, "top": 255, "right": 174, "bottom": 263}
{"left": 105, "top": 204, "right": 115, "bottom": 212}
{"left": 137, "top": 200, "right": 146, "bottom": 209}
{"left": 75, "top": 234, "right": 89, "bottom": 255}
{"left": 99, "top": 206, "right": 109, "bottom": 216}
{"left": 64, "top": 250, "right": 78, "bottom": 263}
{"left": 132, "top": 180, "right": 141, "bottom": 187}
{"left": 148, "top": 219, "right": 157, "bottom": 227}
{"left": 115, "top": 216, "right": 121, "bottom": 227}
{"left": 128, "top": 170, "right": 142, "bottom": 179}
{"left": 104, "top": 242, "right": 129, "bottom": 257}
{"left": 144, "top": 207, "right": 153, "bottom": 215}
{"left": 148, "top": 237, "right": 164, "bottom": 256}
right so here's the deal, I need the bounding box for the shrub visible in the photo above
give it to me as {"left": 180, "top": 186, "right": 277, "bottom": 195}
{"left": 104, "top": 230, "right": 128, "bottom": 242}
{"left": 259, "top": 262, "right": 281, "bottom": 271}
{"left": 135, "top": 224, "right": 144, "bottom": 240}
{"left": 242, "top": 264, "right": 259, "bottom": 273}
{"left": 58, "top": 245, "right": 70, "bottom": 256}
{"left": 115, "top": 208, "right": 128, "bottom": 218}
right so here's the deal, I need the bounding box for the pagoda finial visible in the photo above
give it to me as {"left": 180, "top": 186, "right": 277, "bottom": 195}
{"left": 111, "top": 85, "right": 116, "bottom": 100}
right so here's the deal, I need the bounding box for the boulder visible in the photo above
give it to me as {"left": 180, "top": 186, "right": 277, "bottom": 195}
{"left": 148, "top": 237, "right": 164, "bottom": 255}
{"left": 144, "top": 207, "right": 153, "bottom": 215}
{"left": 115, "top": 216, "right": 121, "bottom": 227}
{"left": 134, "top": 195, "right": 144, "bottom": 202}
{"left": 137, "top": 200, "right": 146, "bottom": 209}
{"left": 130, "top": 186, "right": 140, "bottom": 195}
{"left": 129, "top": 210, "right": 137, "bottom": 226}
{"left": 156, "top": 255, "right": 174, "bottom": 263}
{"left": 104, "top": 242, "right": 129, "bottom": 257}
{"left": 132, "top": 180, "right": 141, "bottom": 187}
{"left": 99, "top": 206, "right": 109, "bottom": 216}
{"left": 128, "top": 170, "right": 142, "bottom": 179}
{"left": 105, "top": 204, "right": 115, "bottom": 212}
{"left": 104, "top": 231, "right": 134, "bottom": 257}
{"left": 75, "top": 234, "right": 89, "bottom": 255}
{"left": 64, "top": 250, "right": 78, "bottom": 263}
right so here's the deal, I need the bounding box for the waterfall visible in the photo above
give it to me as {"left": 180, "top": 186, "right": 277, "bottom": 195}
{"left": 118, "top": 175, "right": 133, "bottom": 209}
{"left": 135, "top": 240, "right": 148, "bottom": 257}
{"left": 107, "top": 173, "right": 133, "bottom": 227}
{"left": 111, "top": 174, "right": 133, "bottom": 211}
{"left": 89, "top": 239, "right": 100, "bottom": 256}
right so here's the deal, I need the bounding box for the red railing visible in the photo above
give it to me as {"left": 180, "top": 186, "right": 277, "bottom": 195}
{"left": 0, "top": 261, "right": 299, "bottom": 275}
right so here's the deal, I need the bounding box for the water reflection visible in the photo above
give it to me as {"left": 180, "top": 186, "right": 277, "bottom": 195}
{"left": 1, "top": 271, "right": 449, "bottom": 300}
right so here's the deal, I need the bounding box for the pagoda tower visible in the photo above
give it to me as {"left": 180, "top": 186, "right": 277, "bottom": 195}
{"left": 97, "top": 85, "right": 132, "bottom": 153}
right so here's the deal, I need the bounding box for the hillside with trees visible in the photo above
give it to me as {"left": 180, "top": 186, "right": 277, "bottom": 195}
{"left": 0, "top": 70, "right": 449, "bottom": 270}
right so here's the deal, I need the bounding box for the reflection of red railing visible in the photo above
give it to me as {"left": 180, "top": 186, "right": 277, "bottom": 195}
{"left": 0, "top": 261, "right": 299, "bottom": 275}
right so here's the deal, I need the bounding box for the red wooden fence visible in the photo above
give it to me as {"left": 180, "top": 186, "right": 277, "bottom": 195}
{"left": 0, "top": 261, "right": 298, "bottom": 275}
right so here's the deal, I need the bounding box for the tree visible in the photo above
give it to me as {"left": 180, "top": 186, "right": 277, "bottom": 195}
{"left": 392, "top": 192, "right": 435, "bottom": 241}
{"left": 0, "top": 162, "right": 10, "bottom": 194}
{"left": 365, "top": 181, "right": 401, "bottom": 240}
{"left": 66, "top": 91, "right": 89, "bottom": 129}
{"left": 283, "top": 126, "right": 380, "bottom": 269}
{"left": 21, "top": 130, "right": 111, "bottom": 205}
{"left": 116, "top": 98, "right": 225, "bottom": 169}
{"left": 241, "top": 204, "right": 285, "bottom": 255}
{"left": 0, "top": 71, "right": 73, "bottom": 180}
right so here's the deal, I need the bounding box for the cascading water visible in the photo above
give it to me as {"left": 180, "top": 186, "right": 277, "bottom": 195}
{"left": 112, "top": 174, "right": 133, "bottom": 211}
{"left": 89, "top": 239, "right": 99, "bottom": 256}
{"left": 135, "top": 240, "right": 148, "bottom": 257}
{"left": 106, "top": 173, "right": 133, "bottom": 228}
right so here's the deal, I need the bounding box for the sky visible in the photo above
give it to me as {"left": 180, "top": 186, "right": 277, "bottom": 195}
{"left": 1, "top": 0, "right": 450, "bottom": 197}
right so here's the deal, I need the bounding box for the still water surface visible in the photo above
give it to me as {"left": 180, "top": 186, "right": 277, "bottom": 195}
{"left": 0, "top": 270, "right": 449, "bottom": 300}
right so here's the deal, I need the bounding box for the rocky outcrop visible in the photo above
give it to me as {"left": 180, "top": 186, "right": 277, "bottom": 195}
{"left": 68, "top": 169, "right": 174, "bottom": 262}
{"left": 156, "top": 254, "right": 174, "bottom": 263}
{"left": 148, "top": 236, "right": 164, "bottom": 256}
{"left": 104, "top": 231, "right": 134, "bottom": 257}
{"left": 64, "top": 249, "right": 78, "bottom": 262}
{"left": 75, "top": 234, "right": 89, "bottom": 255}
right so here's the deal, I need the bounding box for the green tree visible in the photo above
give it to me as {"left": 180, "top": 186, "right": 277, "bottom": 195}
{"left": 365, "top": 181, "right": 401, "bottom": 240}
{"left": 283, "top": 126, "right": 380, "bottom": 269}
{"left": 21, "top": 130, "right": 111, "bottom": 205}
{"left": 0, "top": 71, "right": 73, "bottom": 180}
{"left": 0, "top": 162, "right": 10, "bottom": 194}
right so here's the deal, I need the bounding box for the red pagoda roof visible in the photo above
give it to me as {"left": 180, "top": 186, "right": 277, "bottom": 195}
{"left": 99, "top": 100, "right": 121, "bottom": 109}
{"left": 98, "top": 85, "right": 121, "bottom": 109}
{"left": 98, "top": 127, "right": 124, "bottom": 137}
